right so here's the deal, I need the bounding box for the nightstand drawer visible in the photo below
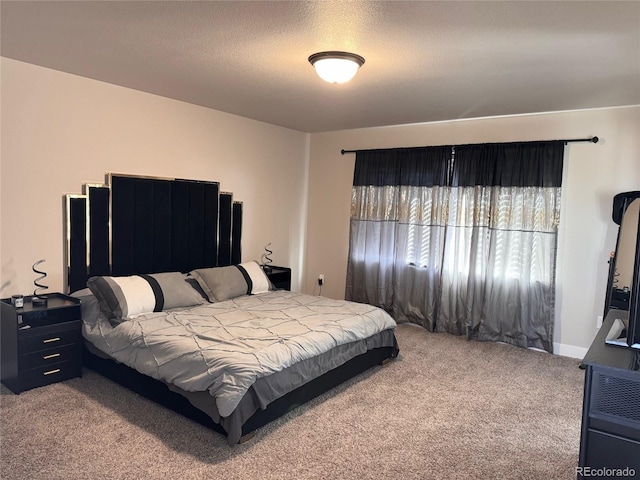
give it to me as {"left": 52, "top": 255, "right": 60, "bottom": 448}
{"left": 18, "top": 361, "right": 82, "bottom": 392}
{"left": 18, "top": 321, "right": 82, "bottom": 353}
{"left": 19, "top": 344, "right": 80, "bottom": 371}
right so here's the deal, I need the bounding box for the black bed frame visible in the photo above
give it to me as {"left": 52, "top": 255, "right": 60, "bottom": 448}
{"left": 83, "top": 342, "right": 397, "bottom": 441}
{"left": 66, "top": 173, "right": 397, "bottom": 443}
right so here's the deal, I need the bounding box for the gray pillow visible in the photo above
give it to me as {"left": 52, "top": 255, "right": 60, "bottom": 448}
{"left": 71, "top": 288, "right": 103, "bottom": 325}
{"left": 87, "top": 271, "right": 206, "bottom": 322}
{"left": 190, "top": 261, "right": 271, "bottom": 303}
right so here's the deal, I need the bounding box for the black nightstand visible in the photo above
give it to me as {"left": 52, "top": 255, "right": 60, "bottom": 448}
{"left": 1, "top": 293, "right": 82, "bottom": 394}
{"left": 264, "top": 266, "right": 291, "bottom": 291}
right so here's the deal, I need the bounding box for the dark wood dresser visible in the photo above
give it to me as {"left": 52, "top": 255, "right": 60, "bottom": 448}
{"left": 578, "top": 310, "right": 640, "bottom": 478}
{"left": 1, "top": 293, "right": 82, "bottom": 394}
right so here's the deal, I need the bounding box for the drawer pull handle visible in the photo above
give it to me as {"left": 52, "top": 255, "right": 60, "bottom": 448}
{"left": 42, "top": 337, "right": 61, "bottom": 344}
{"left": 42, "top": 353, "right": 61, "bottom": 360}
{"left": 43, "top": 369, "right": 61, "bottom": 376}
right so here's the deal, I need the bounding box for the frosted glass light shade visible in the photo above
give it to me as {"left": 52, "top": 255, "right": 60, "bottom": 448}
{"left": 308, "top": 51, "right": 365, "bottom": 84}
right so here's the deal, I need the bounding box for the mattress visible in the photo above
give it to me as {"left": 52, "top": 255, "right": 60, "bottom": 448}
{"left": 77, "top": 290, "right": 398, "bottom": 443}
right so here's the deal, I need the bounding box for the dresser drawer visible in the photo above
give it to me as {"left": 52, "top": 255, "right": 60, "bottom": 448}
{"left": 18, "top": 361, "right": 82, "bottom": 392}
{"left": 18, "top": 321, "right": 82, "bottom": 353}
{"left": 19, "top": 344, "right": 80, "bottom": 371}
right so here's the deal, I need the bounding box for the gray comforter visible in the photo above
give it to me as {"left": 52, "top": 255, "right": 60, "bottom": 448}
{"left": 83, "top": 290, "right": 397, "bottom": 417}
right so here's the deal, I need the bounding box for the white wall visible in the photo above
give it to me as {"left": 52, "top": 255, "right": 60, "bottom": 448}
{"left": 3, "top": 56, "right": 639, "bottom": 355}
{"left": 306, "top": 107, "right": 640, "bottom": 353}
{"left": 0, "top": 58, "right": 310, "bottom": 295}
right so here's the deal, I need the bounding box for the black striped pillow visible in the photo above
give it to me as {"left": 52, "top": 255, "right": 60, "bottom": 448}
{"left": 87, "top": 272, "right": 206, "bottom": 322}
{"left": 190, "top": 261, "right": 271, "bottom": 303}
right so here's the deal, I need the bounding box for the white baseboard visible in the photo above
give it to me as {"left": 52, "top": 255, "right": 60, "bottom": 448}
{"left": 553, "top": 342, "right": 588, "bottom": 359}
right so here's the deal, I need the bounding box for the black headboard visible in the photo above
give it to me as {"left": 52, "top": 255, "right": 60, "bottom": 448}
{"left": 65, "top": 173, "right": 242, "bottom": 293}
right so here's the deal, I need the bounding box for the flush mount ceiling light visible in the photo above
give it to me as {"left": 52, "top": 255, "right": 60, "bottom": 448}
{"left": 308, "top": 51, "right": 365, "bottom": 84}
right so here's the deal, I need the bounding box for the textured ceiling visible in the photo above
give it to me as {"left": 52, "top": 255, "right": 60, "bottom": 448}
{"left": 2, "top": 1, "right": 639, "bottom": 133}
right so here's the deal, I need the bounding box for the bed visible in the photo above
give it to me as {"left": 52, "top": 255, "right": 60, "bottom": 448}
{"left": 65, "top": 173, "right": 399, "bottom": 445}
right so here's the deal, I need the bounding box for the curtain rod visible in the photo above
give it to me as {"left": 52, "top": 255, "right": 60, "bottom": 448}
{"left": 340, "top": 136, "right": 599, "bottom": 155}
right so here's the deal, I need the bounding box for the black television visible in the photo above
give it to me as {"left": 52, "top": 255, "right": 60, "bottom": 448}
{"left": 604, "top": 191, "right": 640, "bottom": 350}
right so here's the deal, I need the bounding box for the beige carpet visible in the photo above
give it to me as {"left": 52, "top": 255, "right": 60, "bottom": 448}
{"left": 0, "top": 324, "right": 584, "bottom": 480}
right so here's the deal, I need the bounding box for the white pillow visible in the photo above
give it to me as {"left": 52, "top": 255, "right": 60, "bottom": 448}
{"left": 238, "top": 261, "right": 270, "bottom": 294}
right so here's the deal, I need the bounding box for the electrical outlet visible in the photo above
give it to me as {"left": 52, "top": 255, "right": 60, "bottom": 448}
{"left": 318, "top": 274, "right": 324, "bottom": 286}
{"left": 596, "top": 315, "right": 603, "bottom": 329}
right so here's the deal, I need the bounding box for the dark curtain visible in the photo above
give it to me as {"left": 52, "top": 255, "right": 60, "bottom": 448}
{"left": 346, "top": 147, "right": 452, "bottom": 329}
{"left": 346, "top": 141, "right": 565, "bottom": 352}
